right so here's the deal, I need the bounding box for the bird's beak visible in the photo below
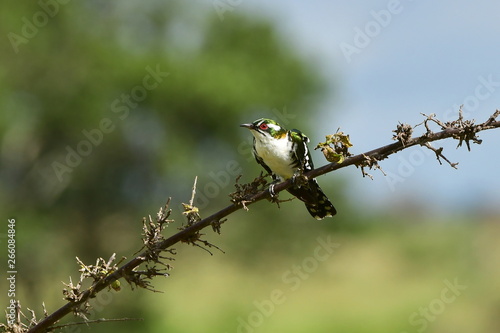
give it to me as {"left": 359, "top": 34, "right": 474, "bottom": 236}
{"left": 240, "top": 123, "right": 255, "bottom": 129}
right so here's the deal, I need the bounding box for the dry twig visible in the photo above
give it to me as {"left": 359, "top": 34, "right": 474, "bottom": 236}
{"left": 4, "top": 110, "right": 499, "bottom": 333}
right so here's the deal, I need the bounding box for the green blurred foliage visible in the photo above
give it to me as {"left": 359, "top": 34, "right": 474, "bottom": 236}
{"left": 0, "top": 0, "right": 327, "bottom": 259}
{"left": 0, "top": 1, "right": 499, "bottom": 333}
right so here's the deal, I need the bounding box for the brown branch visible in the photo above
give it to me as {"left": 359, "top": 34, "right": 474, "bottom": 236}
{"left": 309, "top": 117, "right": 500, "bottom": 179}
{"left": 23, "top": 110, "right": 500, "bottom": 333}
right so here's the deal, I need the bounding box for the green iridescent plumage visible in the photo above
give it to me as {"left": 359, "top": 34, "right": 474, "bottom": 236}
{"left": 240, "top": 118, "right": 336, "bottom": 219}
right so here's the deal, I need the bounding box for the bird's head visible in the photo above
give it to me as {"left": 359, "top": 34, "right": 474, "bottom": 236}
{"left": 240, "top": 118, "right": 287, "bottom": 139}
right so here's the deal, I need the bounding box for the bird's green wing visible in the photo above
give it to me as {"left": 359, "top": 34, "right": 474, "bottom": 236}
{"left": 289, "top": 129, "right": 314, "bottom": 171}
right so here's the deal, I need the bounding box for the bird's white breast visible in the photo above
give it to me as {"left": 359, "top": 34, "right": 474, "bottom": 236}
{"left": 253, "top": 133, "right": 295, "bottom": 179}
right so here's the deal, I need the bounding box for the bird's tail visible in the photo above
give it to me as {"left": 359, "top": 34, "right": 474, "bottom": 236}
{"left": 287, "top": 179, "right": 336, "bottom": 220}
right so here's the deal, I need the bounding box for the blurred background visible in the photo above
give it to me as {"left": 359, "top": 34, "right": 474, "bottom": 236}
{"left": 1, "top": 1, "right": 499, "bottom": 332}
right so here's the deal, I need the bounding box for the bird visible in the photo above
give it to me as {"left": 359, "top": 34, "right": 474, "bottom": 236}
{"left": 240, "top": 118, "right": 336, "bottom": 219}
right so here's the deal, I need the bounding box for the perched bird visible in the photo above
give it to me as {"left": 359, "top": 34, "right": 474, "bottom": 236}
{"left": 240, "top": 118, "right": 336, "bottom": 219}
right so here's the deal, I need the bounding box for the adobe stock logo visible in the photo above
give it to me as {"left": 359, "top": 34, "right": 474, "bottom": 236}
{"left": 340, "top": 0, "right": 416, "bottom": 64}
{"left": 400, "top": 278, "right": 467, "bottom": 333}
{"left": 384, "top": 74, "right": 499, "bottom": 192}
{"left": 188, "top": 160, "right": 243, "bottom": 211}
{"left": 442, "top": 74, "right": 500, "bottom": 122}
{"left": 229, "top": 236, "right": 340, "bottom": 333}
{"left": 51, "top": 65, "right": 169, "bottom": 182}
{"left": 7, "top": 0, "right": 72, "bottom": 54}
{"left": 212, "top": 0, "right": 243, "bottom": 21}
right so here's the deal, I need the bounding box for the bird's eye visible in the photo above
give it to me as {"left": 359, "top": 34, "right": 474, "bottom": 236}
{"left": 259, "top": 123, "right": 269, "bottom": 130}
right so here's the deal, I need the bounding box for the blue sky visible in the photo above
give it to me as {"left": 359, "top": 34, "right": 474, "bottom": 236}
{"left": 215, "top": 0, "right": 500, "bottom": 214}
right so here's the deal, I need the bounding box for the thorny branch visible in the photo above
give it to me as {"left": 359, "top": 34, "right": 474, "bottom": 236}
{"left": 179, "top": 177, "right": 225, "bottom": 255}
{"left": 4, "top": 110, "right": 500, "bottom": 333}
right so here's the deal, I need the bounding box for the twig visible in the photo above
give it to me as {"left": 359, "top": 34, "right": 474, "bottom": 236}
{"left": 23, "top": 110, "right": 500, "bottom": 333}
{"left": 189, "top": 176, "right": 197, "bottom": 207}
